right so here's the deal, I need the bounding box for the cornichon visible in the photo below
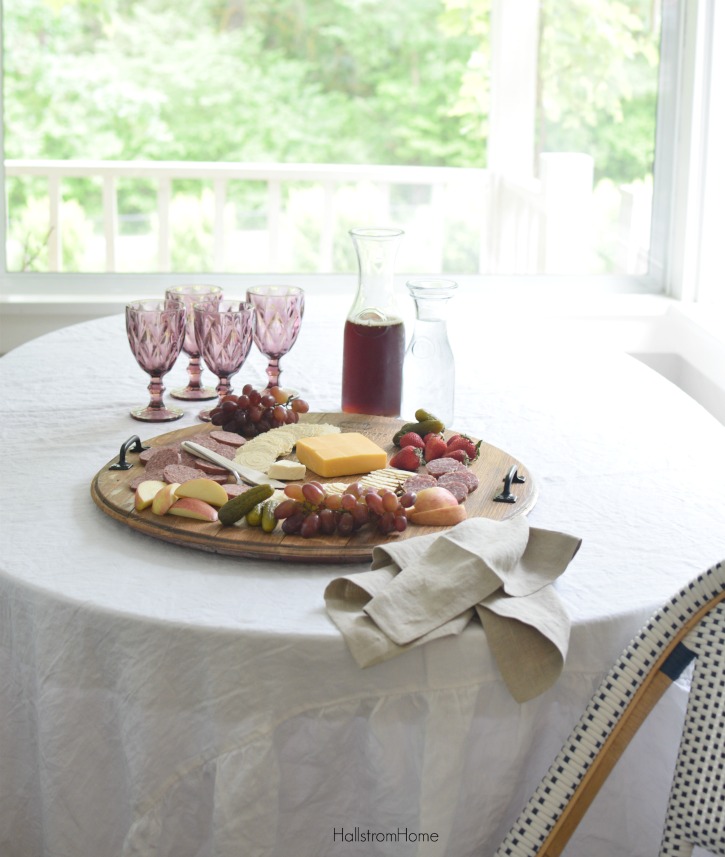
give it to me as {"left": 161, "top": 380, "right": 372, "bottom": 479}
{"left": 218, "top": 484, "right": 274, "bottom": 526}
{"left": 393, "top": 417, "right": 445, "bottom": 446}
{"left": 245, "top": 502, "right": 264, "bottom": 527}
{"left": 261, "top": 498, "right": 279, "bottom": 533}
{"left": 414, "top": 408, "right": 438, "bottom": 422}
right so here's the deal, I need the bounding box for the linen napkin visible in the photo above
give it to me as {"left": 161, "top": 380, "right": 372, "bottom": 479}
{"left": 324, "top": 517, "right": 581, "bottom": 702}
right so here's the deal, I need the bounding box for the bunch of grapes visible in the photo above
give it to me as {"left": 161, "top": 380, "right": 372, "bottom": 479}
{"left": 274, "top": 481, "right": 415, "bottom": 538}
{"left": 209, "top": 384, "right": 310, "bottom": 438}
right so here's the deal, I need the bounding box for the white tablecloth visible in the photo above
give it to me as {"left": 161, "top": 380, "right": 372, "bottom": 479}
{"left": 2, "top": 292, "right": 724, "bottom": 857}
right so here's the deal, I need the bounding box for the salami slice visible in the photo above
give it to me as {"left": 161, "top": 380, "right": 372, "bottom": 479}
{"left": 140, "top": 445, "right": 180, "bottom": 467}
{"left": 439, "top": 468, "right": 479, "bottom": 493}
{"left": 223, "top": 483, "right": 251, "bottom": 498}
{"left": 186, "top": 434, "right": 236, "bottom": 459}
{"left": 130, "top": 471, "right": 165, "bottom": 491}
{"left": 179, "top": 449, "right": 201, "bottom": 468}
{"left": 403, "top": 474, "right": 438, "bottom": 494}
{"left": 425, "top": 458, "right": 465, "bottom": 476}
{"left": 195, "top": 459, "right": 230, "bottom": 476}
{"left": 163, "top": 464, "right": 206, "bottom": 484}
{"left": 210, "top": 430, "right": 246, "bottom": 447}
{"left": 436, "top": 478, "right": 468, "bottom": 503}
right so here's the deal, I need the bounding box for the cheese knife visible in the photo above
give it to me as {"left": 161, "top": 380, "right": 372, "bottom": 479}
{"left": 180, "top": 440, "right": 286, "bottom": 489}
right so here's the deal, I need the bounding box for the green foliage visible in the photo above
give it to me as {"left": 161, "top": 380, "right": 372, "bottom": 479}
{"left": 536, "top": 0, "right": 658, "bottom": 181}
{"left": 3, "top": 0, "right": 660, "bottom": 272}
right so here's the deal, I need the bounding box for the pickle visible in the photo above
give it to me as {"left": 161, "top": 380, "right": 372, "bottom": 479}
{"left": 393, "top": 417, "right": 446, "bottom": 446}
{"left": 415, "top": 417, "right": 445, "bottom": 436}
{"left": 261, "top": 498, "right": 280, "bottom": 533}
{"left": 414, "top": 408, "right": 438, "bottom": 422}
{"left": 245, "top": 502, "right": 264, "bottom": 527}
{"left": 218, "top": 483, "right": 274, "bottom": 526}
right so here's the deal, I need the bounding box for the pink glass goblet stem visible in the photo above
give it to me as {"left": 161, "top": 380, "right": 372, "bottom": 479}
{"left": 126, "top": 299, "right": 187, "bottom": 422}
{"left": 264, "top": 357, "right": 282, "bottom": 390}
{"left": 246, "top": 286, "right": 305, "bottom": 390}
{"left": 194, "top": 300, "right": 255, "bottom": 422}
{"left": 166, "top": 285, "right": 223, "bottom": 400}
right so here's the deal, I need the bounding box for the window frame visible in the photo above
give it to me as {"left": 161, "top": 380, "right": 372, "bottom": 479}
{"left": 0, "top": 0, "right": 716, "bottom": 308}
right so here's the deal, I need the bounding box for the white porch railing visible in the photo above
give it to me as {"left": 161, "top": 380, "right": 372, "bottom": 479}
{"left": 4, "top": 156, "right": 621, "bottom": 275}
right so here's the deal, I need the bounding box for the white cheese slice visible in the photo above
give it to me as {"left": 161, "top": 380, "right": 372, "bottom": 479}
{"left": 267, "top": 460, "right": 307, "bottom": 480}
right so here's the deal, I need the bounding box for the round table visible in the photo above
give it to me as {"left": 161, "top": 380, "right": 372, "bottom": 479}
{"left": 2, "top": 293, "right": 724, "bottom": 857}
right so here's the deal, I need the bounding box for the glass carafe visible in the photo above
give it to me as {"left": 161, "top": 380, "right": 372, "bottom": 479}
{"left": 341, "top": 228, "right": 405, "bottom": 416}
{"left": 401, "top": 278, "right": 458, "bottom": 426}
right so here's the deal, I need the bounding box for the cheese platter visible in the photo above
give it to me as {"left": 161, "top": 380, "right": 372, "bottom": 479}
{"left": 91, "top": 412, "right": 538, "bottom": 564}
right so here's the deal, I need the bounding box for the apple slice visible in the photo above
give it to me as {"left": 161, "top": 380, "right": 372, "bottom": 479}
{"left": 408, "top": 504, "right": 467, "bottom": 527}
{"left": 151, "top": 482, "right": 180, "bottom": 516}
{"left": 175, "top": 477, "right": 229, "bottom": 508}
{"left": 167, "top": 497, "right": 219, "bottom": 522}
{"left": 134, "top": 479, "right": 167, "bottom": 511}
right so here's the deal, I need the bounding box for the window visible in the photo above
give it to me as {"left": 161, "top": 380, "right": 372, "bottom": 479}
{"left": 2, "top": 0, "right": 670, "bottom": 283}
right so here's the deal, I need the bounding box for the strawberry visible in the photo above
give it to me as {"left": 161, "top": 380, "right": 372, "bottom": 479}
{"left": 443, "top": 448, "right": 471, "bottom": 465}
{"left": 447, "top": 434, "right": 480, "bottom": 462}
{"left": 397, "top": 431, "right": 426, "bottom": 450}
{"left": 424, "top": 434, "right": 448, "bottom": 462}
{"left": 389, "top": 446, "right": 423, "bottom": 471}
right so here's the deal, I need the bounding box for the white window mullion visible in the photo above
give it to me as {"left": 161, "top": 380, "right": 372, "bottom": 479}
{"left": 157, "top": 177, "right": 172, "bottom": 273}
{"left": 213, "top": 178, "right": 227, "bottom": 271}
{"left": 48, "top": 174, "right": 62, "bottom": 272}
{"left": 102, "top": 174, "right": 118, "bottom": 273}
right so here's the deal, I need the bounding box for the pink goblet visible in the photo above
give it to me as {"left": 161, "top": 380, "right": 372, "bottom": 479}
{"left": 125, "top": 299, "right": 187, "bottom": 421}
{"left": 194, "top": 300, "right": 255, "bottom": 422}
{"left": 166, "top": 284, "right": 223, "bottom": 400}
{"left": 246, "top": 286, "right": 305, "bottom": 389}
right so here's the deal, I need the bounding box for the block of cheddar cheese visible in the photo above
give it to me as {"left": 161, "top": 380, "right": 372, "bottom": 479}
{"left": 295, "top": 432, "right": 387, "bottom": 478}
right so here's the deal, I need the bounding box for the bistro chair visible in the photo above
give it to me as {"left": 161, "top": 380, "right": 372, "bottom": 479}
{"left": 495, "top": 560, "right": 725, "bottom": 857}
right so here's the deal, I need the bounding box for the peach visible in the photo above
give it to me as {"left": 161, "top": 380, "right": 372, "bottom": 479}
{"left": 167, "top": 497, "right": 219, "bottom": 522}
{"left": 151, "top": 482, "right": 180, "bottom": 516}
{"left": 408, "top": 504, "right": 467, "bottom": 527}
{"left": 412, "top": 486, "right": 459, "bottom": 512}
{"left": 134, "top": 480, "right": 167, "bottom": 511}
{"left": 175, "top": 477, "right": 229, "bottom": 507}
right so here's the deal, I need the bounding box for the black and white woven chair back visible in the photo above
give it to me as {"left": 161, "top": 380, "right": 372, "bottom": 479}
{"left": 495, "top": 560, "right": 725, "bottom": 857}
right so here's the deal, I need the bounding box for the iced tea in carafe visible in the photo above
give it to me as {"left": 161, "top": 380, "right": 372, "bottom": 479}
{"left": 341, "top": 228, "right": 405, "bottom": 417}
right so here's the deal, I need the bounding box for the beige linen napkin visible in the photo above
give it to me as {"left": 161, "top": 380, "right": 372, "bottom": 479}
{"left": 324, "top": 517, "right": 581, "bottom": 702}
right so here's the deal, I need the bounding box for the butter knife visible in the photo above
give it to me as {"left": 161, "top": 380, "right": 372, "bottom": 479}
{"left": 180, "top": 440, "right": 285, "bottom": 489}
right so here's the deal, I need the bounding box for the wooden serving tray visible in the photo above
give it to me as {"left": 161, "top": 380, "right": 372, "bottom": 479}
{"left": 91, "top": 413, "right": 538, "bottom": 564}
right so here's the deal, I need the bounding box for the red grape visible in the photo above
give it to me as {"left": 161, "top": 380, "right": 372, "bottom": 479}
{"left": 282, "top": 512, "right": 305, "bottom": 534}
{"left": 300, "top": 513, "right": 321, "bottom": 538}
{"left": 290, "top": 397, "right": 309, "bottom": 414}
{"left": 275, "top": 499, "right": 302, "bottom": 519}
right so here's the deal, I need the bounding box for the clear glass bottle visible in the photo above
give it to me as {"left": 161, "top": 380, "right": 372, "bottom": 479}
{"left": 342, "top": 228, "right": 405, "bottom": 416}
{"left": 401, "top": 278, "right": 458, "bottom": 426}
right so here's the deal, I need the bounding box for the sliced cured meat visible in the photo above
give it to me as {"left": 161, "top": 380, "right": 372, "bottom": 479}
{"left": 436, "top": 478, "right": 468, "bottom": 503}
{"left": 130, "top": 471, "right": 165, "bottom": 490}
{"left": 439, "top": 468, "right": 479, "bottom": 493}
{"left": 210, "top": 430, "right": 246, "bottom": 447}
{"left": 195, "top": 459, "right": 230, "bottom": 476}
{"left": 140, "top": 445, "right": 180, "bottom": 466}
{"left": 179, "top": 449, "right": 201, "bottom": 468}
{"left": 186, "top": 434, "right": 236, "bottom": 459}
{"left": 223, "top": 483, "right": 251, "bottom": 498}
{"left": 403, "top": 474, "right": 438, "bottom": 493}
{"left": 425, "top": 458, "right": 465, "bottom": 476}
{"left": 162, "top": 464, "right": 206, "bottom": 484}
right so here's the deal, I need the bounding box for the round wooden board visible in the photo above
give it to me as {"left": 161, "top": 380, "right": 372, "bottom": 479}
{"left": 91, "top": 413, "right": 538, "bottom": 564}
